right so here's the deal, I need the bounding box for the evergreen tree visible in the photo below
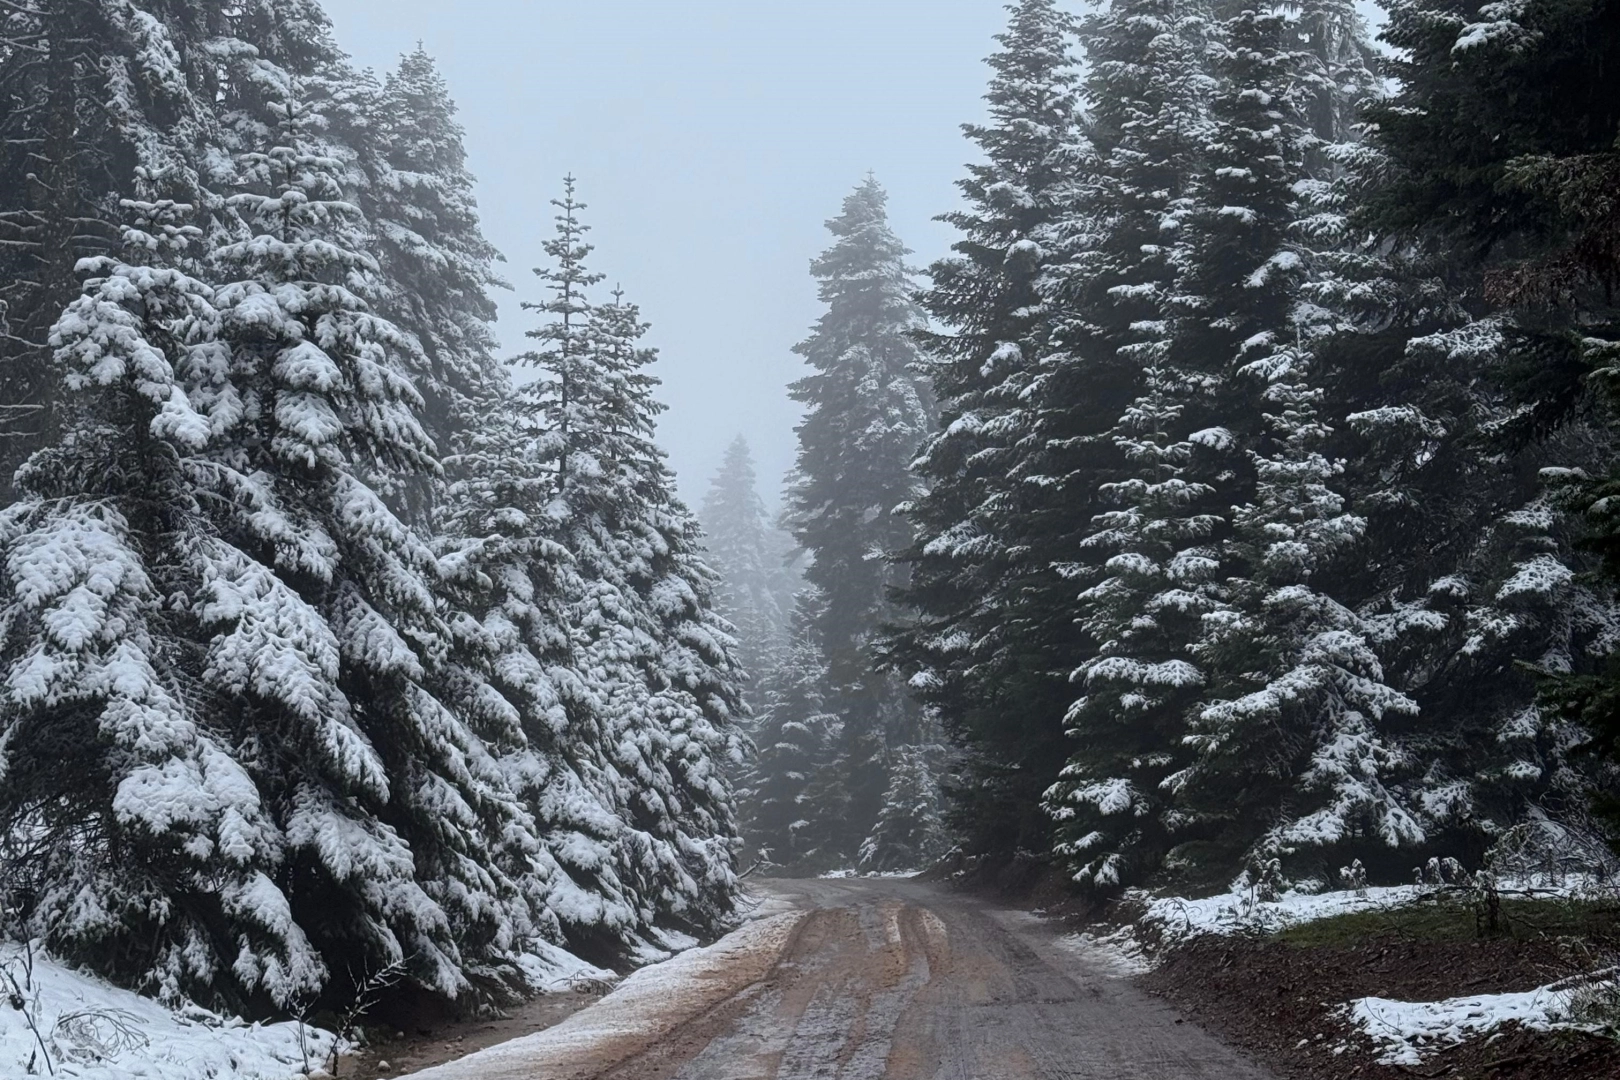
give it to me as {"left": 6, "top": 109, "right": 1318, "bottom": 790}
{"left": 1355, "top": 0, "right": 1620, "bottom": 843}
{"left": 0, "top": 0, "right": 748, "bottom": 1018}
{"left": 1041, "top": 0, "right": 1220, "bottom": 892}
{"left": 896, "top": 0, "right": 1090, "bottom": 860}
{"left": 0, "top": 0, "right": 220, "bottom": 501}
{"left": 1159, "top": 3, "right": 1420, "bottom": 883}
{"left": 435, "top": 393, "right": 646, "bottom": 964}
{"left": 784, "top": 176, "right": 937, "bottom": 864}
{"left": 860, "top": 742, "right": 950, "bottom": 872}
{"left": 700, "top": 435, "right": 788, "bottom": 688}
{"left": 203, "top": 77, "right": 537, "bottom": 1001}
{"left": 0, "top": 197, "right": 325, "bottom": 1008}
{"left": 592, "top": 286, "right": 746, "bottom": 935}
{"left": 744, "top": 591, "right": 836, "bottom": 867}
{"left": 515, "top": 182, "right": 744, "bottom": 940}
{"left": 368, "top": 45, "right": 509, "bottom": 490}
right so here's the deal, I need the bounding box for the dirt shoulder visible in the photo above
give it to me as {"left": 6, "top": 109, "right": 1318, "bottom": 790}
{"left": 338, "top": 990, "right": 604, "bottom": 1079}
{"left": 1136, "top": 906, "right": 1620, "bottom": 1080}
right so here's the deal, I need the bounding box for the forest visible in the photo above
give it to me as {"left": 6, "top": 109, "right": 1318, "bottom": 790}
{"left": 1, "top": 0, "right": 1618, "bottom": 1049}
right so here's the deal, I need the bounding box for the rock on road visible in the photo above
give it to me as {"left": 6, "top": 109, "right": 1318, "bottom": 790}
{"left": 406, "top": 876, "right": 1274, "bottom": 1080}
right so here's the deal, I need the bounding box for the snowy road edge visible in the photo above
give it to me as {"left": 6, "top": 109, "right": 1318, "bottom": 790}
{"left": 399, "top": 910, "right": 806, "bottom": 1080}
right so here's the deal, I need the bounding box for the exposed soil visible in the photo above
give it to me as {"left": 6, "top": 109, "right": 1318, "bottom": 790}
{"left": 1141, "top": 934, "right": 1620, "bottom": 1080}
{"left": 335, "top": 988, "right": 604, "bottom": 1079}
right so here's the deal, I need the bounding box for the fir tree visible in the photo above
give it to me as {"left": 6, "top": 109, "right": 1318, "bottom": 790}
{"left": 1160, "top": 3, "right": 1421, "bottom": 882}
{"left": 700, "top": 435, "right": 788, "bottom": 688}
{"left": 744, "top": 591, "right": 836, "bottom": 867}
{"left": 1356, "top": 0, "right": 1620, "bottom": 843}
{"left": 1041, "top": 0, "right": 1220, "bottom": 892}
{"left": 368, "top": 45, "right": 509, "bottom": 492}
{"left": 896, "top": 0, "right": 1089, "bottom": 860}
{"left": 0, "top": 0, "right": 221, "bottom": 501}
{"left": 515, "top": 182, "right": 744, "bottom": 941}
{"left": 204, "top": 78, "right": 534, "bottom": 1001}
{"left": 0, "top": 198, "right": 321, "bottom": 1008}
{"left": 860, "top": 742, "right": 950, "bottom": 873}
{"left": 785, "top": 176, "right": 936, "bottom": 864}
{"left": 434, "top": 393, "right": 644, "bottom": 964}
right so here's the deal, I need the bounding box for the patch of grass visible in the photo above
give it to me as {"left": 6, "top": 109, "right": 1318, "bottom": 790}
{"left": 1273, "top": 896, "right": 1620, "bottom": 948}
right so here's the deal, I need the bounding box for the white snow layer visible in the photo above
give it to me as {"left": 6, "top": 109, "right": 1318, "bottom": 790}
{"left": 0, "top": 942, "right": 341, "bottom": 1079}
{"left": 400, "top": 912, "right": 805, "bottom": 1080}
{"left": 0, "top": 937, "right": 617, "bottom": 1080}
{"left": 1347, "top": 975, "right": 1611, "bottom": 1065}
{"left": 1138, "top": 884, "right": 1432, "bottom": 946}
{"left": 1055, "top": 925, "right": 1153, "bottom": 977}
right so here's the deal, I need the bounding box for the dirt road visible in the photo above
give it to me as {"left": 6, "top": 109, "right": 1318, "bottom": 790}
{"left": 409, "top": 876, "right": 1274, "bottom": 1080}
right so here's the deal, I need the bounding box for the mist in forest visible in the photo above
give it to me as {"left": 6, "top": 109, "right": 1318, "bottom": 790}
{"left": 322, "top": 0, "right": 1009, "bottom": 505}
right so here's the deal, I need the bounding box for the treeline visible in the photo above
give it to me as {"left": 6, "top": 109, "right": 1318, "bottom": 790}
{"left": 0, "top": 2, "right": 744, "bottom": 1014}
{"left": 705, "top": 181, "right": 950, "bottom": 874}
{"left": 735, "top": 0, "right": 1620, "bottom": 892}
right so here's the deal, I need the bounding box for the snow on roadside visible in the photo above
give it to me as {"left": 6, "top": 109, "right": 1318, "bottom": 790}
{"left": 1055, "top": 924, "right": 1153, "bottom": 977}
{"left": 0, "top": 942, "right": 340, "bottom": 1080}
{"left": 399, "top": 911, "right": 806, "bottom": 1080}
{"left": 738, "top": 882, "right": 807, "bottom": 922}
{"left": 1345, "top": 974, "right": 1613, "bottom": 1065}
{"left": 515, "top": 940, "right": 620, "bottom": 994}
{"left": 1135, "top": 875, "right": 1608, "bottom": 951}
{"left": 1138, "top": 884, "right": 1433, "bottom": 948}
{"left": 818, "top": 868, "right": 921, "bottom": 880}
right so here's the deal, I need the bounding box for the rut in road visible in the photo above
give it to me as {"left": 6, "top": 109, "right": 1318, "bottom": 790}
{"left": 596, "top": 878, "right": 1273, "bottom": 1080}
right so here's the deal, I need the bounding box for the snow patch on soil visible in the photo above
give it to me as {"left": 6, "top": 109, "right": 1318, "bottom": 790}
{"left": 1136, "top": 877, "right": 1606, "bottom": 950}
{"left": 738, "top": 882, "right": 807, "bottom": 922}
{"left": 399, "top": 911, "right": 806, "bottom": 1080}
{"left": 819, "top": 868, "right": 922, "bottom": 880}
{"left": 1346, "top": 977, "right": 1609, "bottom": 1065}
{"left": 1139, "top": 884, "right": 1433, "bottom": 947}
{"left": 0, "top": 942, "right": 340, "bottom": 1080}
{"left": 1056, "top": 925, "right": 1153, "bottom": 977}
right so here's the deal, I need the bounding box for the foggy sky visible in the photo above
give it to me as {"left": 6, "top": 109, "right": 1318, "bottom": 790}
{"left": 320, "top": 0, "right": 1010, "bottom": 512}
{"left": 321, "top": 0, "right": 1388, "bottom": 514}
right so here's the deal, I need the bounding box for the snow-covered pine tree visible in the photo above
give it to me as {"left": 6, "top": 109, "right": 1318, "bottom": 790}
{"left": 367, "top": 46, "right": 509, "bottom": 473}
{"left": 433, "top": 390, "right": 645, "bottom": 965}
{"left": 700, "top": 435, "right": 788, "bottom": 691}
{"left": 895, "top": 0, "right": 1090, "bottom": 860}
{"left": 0, "top": 196, "right": 328, "bottom": 1009}
{"left": 744, "top": 589, "right": 837, "bottom": 868}
{"left": 1151, "top": 3, "right": 1421, "bottom": 885}
{"left": 1315, "top": 0, "right": 1620, "bottom": 854}
{"left": 204, "top": 75, "right": 538, "bottom": 1002}
{"left": 1041, "top": 0, "right": 1221, "bottom": 893}
{"left": 514, "top": 183, "right": 743, "bottom": 942}
{"left": 860, "top": 742, "right": 950, "bottom": 873}
{"left": 0, "top": 0, "right": 219, "bottom": 501}
{"left": 589, "top": 284, "right": 745, "bottom": 934}
{"left": 784, "top": 176, "right": 938, "bottom": 865}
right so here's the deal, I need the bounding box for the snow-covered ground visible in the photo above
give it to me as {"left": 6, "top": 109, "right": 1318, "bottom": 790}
{"left": 1346, "top": 973, "right": 1614, "bottom": 1065}
{"left": 1048, "top": 884, "right": 1438, "bottom": 978}
{"left": 1061, "top": 877, "right": 1618, "bottom": 1061}
{"left": 1054, "top": 924, "right": 1154, "bottom": 977}
{"left": 399, "top": 911, "right": 805, "bottom": 1080}
{"left": 0, "top": 942, "right": 340, "bottom": 1079}
{"left": 1136, "top": 883, "right": 1434, "bottom": 948}
{"left": 818, "top": 868, "right": 923, "bottom": 880}
{"left": 0, "top": 935, "right": 624, "bottom": 1080}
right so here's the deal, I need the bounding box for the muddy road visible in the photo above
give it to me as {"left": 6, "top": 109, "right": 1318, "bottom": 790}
{"left": 409, "top": 876, "right": 1273, "bottom": 1080}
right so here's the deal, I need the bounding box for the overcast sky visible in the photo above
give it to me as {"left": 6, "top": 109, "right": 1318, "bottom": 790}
{"left": 320, "top": 1, "right": 1389, "bottom": 512}
{"left": 320, "top": 0, "right": 1014, "bottom": 511}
